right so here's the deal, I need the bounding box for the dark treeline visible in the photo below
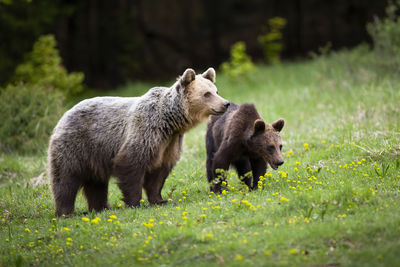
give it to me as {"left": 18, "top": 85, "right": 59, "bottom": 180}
{"left": 0, "top": 0, "right": 385, "bottom": 88}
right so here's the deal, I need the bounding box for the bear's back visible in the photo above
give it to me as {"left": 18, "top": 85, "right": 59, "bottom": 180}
{"left": 209, "top": 103, "right": 261, "bottom": 147}
{"left": 54, "top": 97, "right": 137, "bottom": 136}
{"left": 49, "top": 97, "right": 139, "bottom": 178}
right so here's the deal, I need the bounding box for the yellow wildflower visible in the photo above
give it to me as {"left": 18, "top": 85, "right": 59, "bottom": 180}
{"left": 280, "top": 196, "right": 289, "bottom": 202}
{"left": 304, "top": 143, "right": 309, "bottom": 150}
{"left": 235, "top": 255, "right": 243, "bottom": 261}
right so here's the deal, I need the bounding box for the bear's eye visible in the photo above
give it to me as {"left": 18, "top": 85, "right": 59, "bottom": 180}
{"left": 279, "top": 145, "right": 283, "bottom": 150}
{"left": 267, "top": 145, "right": 275, "bottom": 152}
{"left": 204, "top": 92, "right": 211, "bottom": 98}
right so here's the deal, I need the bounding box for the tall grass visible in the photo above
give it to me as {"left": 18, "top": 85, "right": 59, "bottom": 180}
{"left": 0, "top": 48, "right": 399, "bottom": 266}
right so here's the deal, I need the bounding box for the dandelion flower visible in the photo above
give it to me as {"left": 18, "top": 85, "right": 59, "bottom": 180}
{"left": 303, "top": 143, "right": 309, "bottom": 150}
{"left": 235, "top": 255, "right": 243, "bottom": 261}
{"left": 91, "top": 217, "right": 101, "bottom": 224}
{"left": 142, "top": 222, "right": 154, "bottom": 229}
{"left": 280, "top": 196, "right": 289, "bottom": 202}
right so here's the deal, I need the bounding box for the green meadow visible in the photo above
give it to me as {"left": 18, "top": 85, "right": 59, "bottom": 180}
{"left": 1, "top": 48, "right": 400, "bottom": 266}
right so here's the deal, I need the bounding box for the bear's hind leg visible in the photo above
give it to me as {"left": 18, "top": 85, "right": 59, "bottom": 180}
{"left": 144, "top": 166, "right": 170, "bottom": 205}
{"left": 117, "top": 177, "right": 144, "bottom": 208}
{"left": 113, "top": 147, "right": 146, "bottom": 207}
{"left": 83, "top": 181, "right": 110, "bottom": 212}
{"left": 52, "top": 178, "right": 81, "bottom": 217}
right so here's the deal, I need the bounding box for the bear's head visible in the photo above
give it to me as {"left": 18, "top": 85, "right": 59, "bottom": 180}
{"left": 246, "top": 119, "right": 285, "bottom": 170}
{"left": 178, "top": 68, "right": 230, "bottom": 124}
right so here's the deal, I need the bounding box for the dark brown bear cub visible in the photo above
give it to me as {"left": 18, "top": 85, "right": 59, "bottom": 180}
{"left": 206, "top": 102, "right": 285, "bottom": 193}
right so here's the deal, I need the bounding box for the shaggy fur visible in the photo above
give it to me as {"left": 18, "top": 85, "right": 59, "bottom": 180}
{"left": 48, "top": 68, "right": 230, "bottom": 216}
{"left": 206, "top": 102, "right": 285, "bottom": 193}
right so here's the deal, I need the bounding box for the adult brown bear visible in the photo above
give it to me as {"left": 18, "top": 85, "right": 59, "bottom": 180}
{"left": 48, "top": 68, "right": 230, "bottom": 216}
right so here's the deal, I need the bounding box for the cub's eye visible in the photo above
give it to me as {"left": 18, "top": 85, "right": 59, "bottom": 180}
{"left": 279, "top": 145, "right": 283, "bottom": 150}
{"left": 204, "top": 92, "right": 211, "bottom": 97}
{"left": 267, "top": 145, "right": 275, "bottom": 152}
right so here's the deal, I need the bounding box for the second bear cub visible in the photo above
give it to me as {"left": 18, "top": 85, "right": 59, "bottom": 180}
{"left": 206, "top": 102, "right": 285, "bottom": 193}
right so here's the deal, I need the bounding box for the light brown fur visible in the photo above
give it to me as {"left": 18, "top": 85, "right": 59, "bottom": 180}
{"left": 48, "top": 67, "right": 230, "bottom": 216}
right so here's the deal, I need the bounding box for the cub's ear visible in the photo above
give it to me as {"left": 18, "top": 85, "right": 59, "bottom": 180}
{"left": 179, "top": 68, "right": 196, "bottom": 87}
{"left": 272, "top": 119, "right": 285, "bottom": 132}
{"left": 202, "top": 67, "right": 216, "bottom": 83}
{"left": 253, "top": 119, "right": 265, "bottom": 136}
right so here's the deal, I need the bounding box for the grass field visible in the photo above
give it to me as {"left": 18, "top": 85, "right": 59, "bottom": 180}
{"left": 1, "top": 48, "right": 400, "bottom": 266}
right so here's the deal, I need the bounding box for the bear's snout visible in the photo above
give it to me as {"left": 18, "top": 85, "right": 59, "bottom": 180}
{"left": 269, "top": 159, "right": 284, "bottom": 170}
{"left": 276, "top": 160, "right": 284, "bottom": 166}
{"left": 224, "top": 101, "right": 231, "bottom": 108}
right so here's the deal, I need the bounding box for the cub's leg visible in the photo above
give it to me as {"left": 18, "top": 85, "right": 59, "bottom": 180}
{"left": 143, "top": 166, "right": 171, "bottom": 205}
{"left": 211, "top": 143, "right": 234, "bottom": 193}
{"left": 83, "top": 181, "right": 110, "bottom": 212}
{"left": 233, "top": 158, "right": 252, "bottom": 189}
{"left": 250, "top": 157, "right": 267, "bottom": 189}
{"left": 52, "top": 175, "right": 82, "bottom": 217}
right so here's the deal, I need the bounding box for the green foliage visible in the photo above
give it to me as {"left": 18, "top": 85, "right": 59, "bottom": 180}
{"left": 367, "top": 0, "right": 400, "bottom": 71}
{"left": 258, "top": 17, "right": 287, "bottom": 64}
{"left": 220, "top": 41, "right": 255, "bottom": 79}
{"left": 0, "top": 0, "right": 67, "bottom": 85}
{"left": 0, "top": 83, "right": 65, "bottom": 153}
{"left": 0, "top": 0, "right": 31, "bottom": 4}
{"left": 0, "top": 34, "right": 85, "bottom": 154}
{"left": 12, "top": 35, "right": 84, "bottom": 98}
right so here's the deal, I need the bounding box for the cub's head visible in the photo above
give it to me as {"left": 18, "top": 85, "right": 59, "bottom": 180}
{"left": 246, "top": 119, "right": 285, "bottom": 170}
{"left": 178, "top": 68, "right": 230, "bottom": 123}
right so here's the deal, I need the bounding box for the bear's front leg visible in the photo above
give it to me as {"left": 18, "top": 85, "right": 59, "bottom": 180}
{"left": 250, "top": 157, "right": 267, "bottom": 190}
{"left": 232, "top": 158, "right": 252, "bottom": 189}
{"left": 211, "top": 144, "right": 233, "bottom": 193}
{"left": 143, "top": 165, "right": 171, "bottom": 205}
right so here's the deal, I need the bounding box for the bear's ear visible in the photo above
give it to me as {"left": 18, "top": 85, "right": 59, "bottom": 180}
{"left": 272, "top": 119, "right": 285, "bottom": 132}
{"left": 179, "top": 68, "right": 196, "bottom": 87}
{"left": 253, "top": 119, "right": 265, "bottom": 136}
{"left": 202, "top": 67, "right": 216, "bottom": 83}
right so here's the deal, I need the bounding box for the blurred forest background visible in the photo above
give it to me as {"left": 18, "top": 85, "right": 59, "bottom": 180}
{"left": 0, "top": 0, "right": 386, "bottom": 88}
{"left": 2, "top": 0, "right": 400, "bottom": 154}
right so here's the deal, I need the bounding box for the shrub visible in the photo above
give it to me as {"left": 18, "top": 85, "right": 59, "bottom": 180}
{"left": 0, "top": 83, "right": 65, "bottom": 153}
{"left": 0, "top": 34, "right": 86, "bottom": 154}
{"left": 367, "top": 1, "right": 400, "bottom": 71}
{"left": 220, "top": 41, "right": 255, "bottom": 79}
{"left": 12, "top": 34, "right": 84, "bottom": 98}
{"left": 258, "top": 17, "right": 287, "bottom": 64}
